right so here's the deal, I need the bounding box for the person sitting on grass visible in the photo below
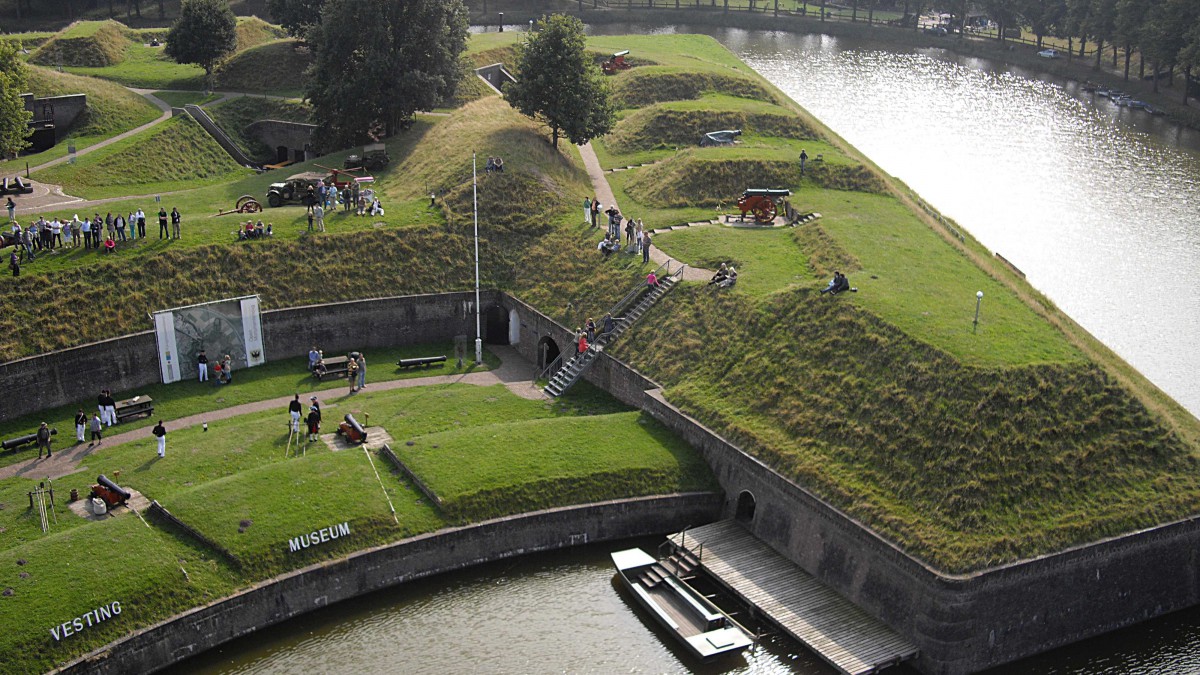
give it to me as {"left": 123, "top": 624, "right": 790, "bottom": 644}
{"left": 597, "top": 234, "right": 620, "bottom": 258}
{"left": 708, "top": 263, "right": 729, "bottom": 286}
{"left": 717, "top": 266, "right": 738, "bottom": 288}
{"left": 821, "top": 271, "right": 854, "bottom": 295}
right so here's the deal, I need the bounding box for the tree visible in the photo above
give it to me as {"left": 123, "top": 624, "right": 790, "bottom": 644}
{"left": 267, "top": 0, "right": 327, "bottom": 39}
{"left": 165, "top": 0, "right": 238, "bottom": 91}
{"left": 0, "top": 40, "right": 33, "bottom": 158}
{"left": 305, "top": 0, "right": 469, "bottom": 149}
{"left": 504, "top": 14, "right": 616, "bottom": 149}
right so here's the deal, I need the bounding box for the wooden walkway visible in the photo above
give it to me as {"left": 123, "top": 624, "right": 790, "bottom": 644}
{"left": 669, "top": 521, "right": 918, "bottom": 674}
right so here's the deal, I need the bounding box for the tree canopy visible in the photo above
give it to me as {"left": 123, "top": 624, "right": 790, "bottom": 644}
{"left": 304, "top": 0, "right": 469, "bottom": 149}
{"left": 267, "top": 0, "right": 326, "bottom": 39}
{"left": 164, "top": 0, "right": 238, "bottom": 88}
{"left": 503, "top": 14, "right": 616, "bottom": 149}
{"left": 0, "top": 40, "right": 33, "bottom": 159}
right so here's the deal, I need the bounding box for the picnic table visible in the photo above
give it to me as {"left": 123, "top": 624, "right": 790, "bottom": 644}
{"left": 313, "top": 355, "right": 350, "bottom": 380}
{"left": 115, "top": 396, "right": 154, "bottom": 422}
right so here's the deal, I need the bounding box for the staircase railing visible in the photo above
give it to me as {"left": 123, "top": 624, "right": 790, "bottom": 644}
{"left": 536, "top": 352, "right": 564, "bottom": 382}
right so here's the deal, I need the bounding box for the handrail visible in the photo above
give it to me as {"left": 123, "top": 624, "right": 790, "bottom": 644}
{"left": 605, "top": 260, "right": 672, "bottom": 321}
{"left": 537, "top": 352, "right": 564, "bottom": 382}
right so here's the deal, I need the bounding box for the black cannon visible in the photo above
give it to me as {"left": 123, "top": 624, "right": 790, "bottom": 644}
{"left": 92, "top": 474, "right": 131, "bottom": 508}
{"left": 737, "top": 188, "right": 792, "bottom": 223}
{"left": 338, "top": 414, "right": 368, "bottom": 444}
{"left": 397, "top": 355, "right": 447, "bottom": 369}
{"left": 2, "top": 428, "right": 56, "bottom": 451}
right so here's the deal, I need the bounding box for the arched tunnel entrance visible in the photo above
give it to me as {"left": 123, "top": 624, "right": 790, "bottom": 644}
{"left": 484, "top": 306, "right": 509, "bottom": 345}
{"left": 735, "top": 490, "right": 757, "bottom": 524}
{"left": 537, "top": 336, "right": 561, "bottom": 374}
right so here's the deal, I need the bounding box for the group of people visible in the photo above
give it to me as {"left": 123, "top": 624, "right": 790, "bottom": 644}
{"left": 6, "top": 207, "right": 182, "bottom": 276}
{"left": 305, "top": 182, "right": 383, "bottom": 219}
{"left": 484, "top": 156, "right": 505, "bottom": 173}
{"left": 709, "top": 263, "right": 738, "bottom": 289}
{"left": 197, "top": 350, "right": 234, "bottom": 384}
{"left": 586, "top": 198, "right": 654, "bottom": 264}
{"left": 574, "top": 314, "right": 620, "bottom": 355}
{"left": 237, "top": 220, "right": 274, "bottom": 240}
{"left": 308, "top": 346, "right": 367, "bottom": 393}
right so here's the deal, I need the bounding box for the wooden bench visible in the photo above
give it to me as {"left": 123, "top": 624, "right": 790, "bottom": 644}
{"left": 313, "top": 355, "right": 350, "bottom": 380}
{"left": 397, "top": 355, "right": 447, "bottom": 369}
{"left": 114, "top": 396, "right": 155, "bottom": 422}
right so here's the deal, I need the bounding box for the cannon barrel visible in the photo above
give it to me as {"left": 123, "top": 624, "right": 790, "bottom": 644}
{"left": 2, "top": 428, "right": 56, "bottom": 450}
{"left": 96, "top": 474, "right": 131, "bottom": 502}
{"left": 742, "top": 188, "right": 791, "bottom": 198}
{"left": 343, "top": 414, "right": 367, "bottom": 441}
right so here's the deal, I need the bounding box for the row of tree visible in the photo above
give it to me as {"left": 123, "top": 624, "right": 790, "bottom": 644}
{"left": 883, "top": 0, "right": 1200, "bottom": 100}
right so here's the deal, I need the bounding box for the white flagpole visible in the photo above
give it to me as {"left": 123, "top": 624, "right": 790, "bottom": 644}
{"left": 473, "top": 153, "right": 483, "bottom": 365}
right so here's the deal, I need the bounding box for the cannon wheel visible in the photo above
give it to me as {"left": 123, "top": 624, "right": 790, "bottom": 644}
{"left": 239, "top": 199, "right": 263, "bottom": 213}
{"left": 235, "top": 194, "right": 257, "bottom": 210}
{"left": 753, "top": 200, "right": 777, "bottom": 223}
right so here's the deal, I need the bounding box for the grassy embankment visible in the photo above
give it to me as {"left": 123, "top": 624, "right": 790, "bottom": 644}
{"left": 33, "top": 115, "right": 253, "bottom": 199}
{"left": 564, "top": 33, "right": 1200, "bottom": 573}
{"left": 0, "top": 379, "right": 713, "bottom": 674}
{"left": 8, "top": 65, "right": 162, "bottom": 168}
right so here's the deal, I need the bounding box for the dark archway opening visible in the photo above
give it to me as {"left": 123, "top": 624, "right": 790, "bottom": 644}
{"left": 484, "top": 306, "right": 509, "bottom": 345}
{"left": 537, "top": 336, "right": 561, "bottom": 374}
{"left": 276, "top": 146, "right": 288, "bottom": 163}
{"left": 735, "top": 490, "right": 756, "bottom": 524}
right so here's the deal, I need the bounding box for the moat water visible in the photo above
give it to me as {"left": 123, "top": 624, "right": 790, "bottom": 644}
{"left": 175, "top": 26, "right": 1200, "bottom": 675}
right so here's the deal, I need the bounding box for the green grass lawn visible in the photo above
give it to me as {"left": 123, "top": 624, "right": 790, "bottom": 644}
{"left": 33, "top": 116, "right": 253, "bottom": 200}
{"left": 0, "top": 342, "right": 499, "bottom": 469}
{"left": 63, "top": 41, "right": 206, "bottom": 89}
{"left": 654, "top": 225, "right": 811, "bottom": 297}
{"left": 394, "top": 410, "right": 717, "bottom": 521}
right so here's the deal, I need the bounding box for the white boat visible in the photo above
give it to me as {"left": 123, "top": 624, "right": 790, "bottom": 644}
{"left": 611, "top": 548, "right": 754, "bottom": 662}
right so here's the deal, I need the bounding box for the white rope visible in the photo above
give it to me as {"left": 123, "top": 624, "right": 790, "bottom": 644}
{"left": 362, "top": 446, "right": 398, "bottom": 525}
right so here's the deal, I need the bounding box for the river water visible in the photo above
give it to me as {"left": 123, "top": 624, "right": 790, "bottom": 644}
{"left": 176, "top": 26, "right": 1200, "bottom": 675}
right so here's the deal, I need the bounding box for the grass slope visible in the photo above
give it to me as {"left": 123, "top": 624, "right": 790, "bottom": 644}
{"left": 206, "top": 96, "right": 312, "bottom": 163}
{"left": 33, "top": 116, "right": 253, "bottom": 199}
{"left": 30, "top": 20, "right": 128, "bottom": 68}
{"left": 614, "top": 286, "right": 1198, "bottom": 572}
{"left": 216, "top": 39, "right": 310, "bottom": 97}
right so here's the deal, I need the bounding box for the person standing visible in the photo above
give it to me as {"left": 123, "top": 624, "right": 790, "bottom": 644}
{"left": 74, "top": 409, "right": 87, "bottom": 443}
{"left": 36, "top": 422, "right": 52, "bottom": 459}
{"left": 171, "top": 207, "right": 181, "bottom": 239}
{"left": 8, "top": 249, "right": 17, "bottom": 277}
{"left": 50, "top": 218, "right": 62, "bottom": 248}
{"left": 5, "top": 196, "right": 14, "bottom": 222}
{"left": 310, "top": 395, "right": 322, "bottom": 423}
{"left": 136, "top": 208, "right": 146, "bottom": 238}
{"left": 158, "top": 207, "right": 168, "bottom": 239}
{"left": 583, "top": 196, "right": 591, "bottom": 225}
{"left": 306, "top": 405, "right": 321, "bottom": 442}
{"left": 97, "top": 389, "right": 109, "bottom": 426}
{"left": 221, "top": 355, "right": 232, "bottom": 384}
{"left": 315, "top": 204, "right": 325, "bottom": 232}
{"left": 89, "top": 413, "right": 103, "bottom": 445}
{"left": 356, "top": 352, "right": 366, "bottom": 390}
{"left": 641, "top": 230, "right": 652, "bottom": 264}
{"left": 115, "top": 213, "right": 126, "bottom": 242}
{"left": 152, "top": 420, "right": 166, "bottom": 457}
{"left": 590, "top": 197, "right": 600, "bottom": 228}
{"left": 347, "top": 358, "right": 359, "bottom": 393}
{"left": 197, "top": 349, "right": 209, "bottom": 382}
{"left": 81, "top": 218, "right": 92, "bottom": 250}
{"left": 102, "top": 390, "right": 117, "bottom": 426}
{"left": 306, "top": 209, "right": 314, "bottom": 233}
{"left": 289, "top": 394, "right": 302, "bottom": 435}
{"left": 799, "top": 149, "right": 808, "bottom": 175}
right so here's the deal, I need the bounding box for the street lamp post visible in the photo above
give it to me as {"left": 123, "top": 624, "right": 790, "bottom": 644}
{"left": 973, "top": 290, "right": 983, "bottom": 333}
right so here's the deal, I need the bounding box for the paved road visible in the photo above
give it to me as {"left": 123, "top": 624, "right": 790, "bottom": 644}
{"left": 0, "top": 346, "right": 542, "bottom": 482}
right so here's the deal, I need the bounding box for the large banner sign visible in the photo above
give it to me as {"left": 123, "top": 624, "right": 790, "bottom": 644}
{"left": 152, "top": 296, "right": 267, "bottom": 384}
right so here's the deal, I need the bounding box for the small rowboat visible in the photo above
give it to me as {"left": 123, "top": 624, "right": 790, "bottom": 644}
{"left": 611, "top": 548, "right": 754, "bottom": 662}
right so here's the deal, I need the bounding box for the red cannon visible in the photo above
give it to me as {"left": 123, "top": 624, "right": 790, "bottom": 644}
{"left": 736, "top": 188, "right": 791, "bottom": 224}
{"left": 337, "top": 414, "right": 368, "bottom": 445}
{"left": 602, "top": 50, "right": 631, "bottom": 75}
{"left": 91, "top": 474, "right": 131, "bottom": 508}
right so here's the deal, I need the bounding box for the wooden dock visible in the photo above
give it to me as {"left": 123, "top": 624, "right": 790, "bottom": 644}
{"left": 668, "top": 521, "right": 918, "bottom": 674}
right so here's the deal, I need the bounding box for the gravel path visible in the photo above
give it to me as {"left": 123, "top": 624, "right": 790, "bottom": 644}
{"left": 0, "top": 346, "right": 542, "bottom": 482}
